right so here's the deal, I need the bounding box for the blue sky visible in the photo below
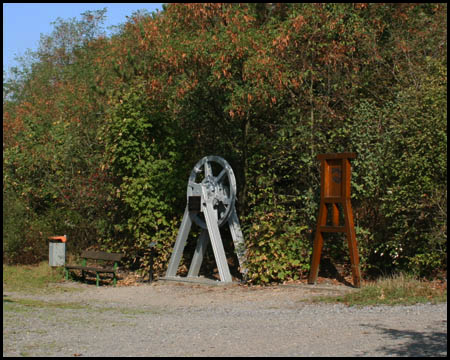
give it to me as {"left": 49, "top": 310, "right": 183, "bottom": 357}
{"left": 3, "top": 3, "right": 163, "bottom": 74}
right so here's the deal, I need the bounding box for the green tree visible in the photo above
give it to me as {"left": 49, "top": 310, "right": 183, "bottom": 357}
{"left": 4, "top": 3, "right": 446, "bottom": 282}
{"left": 3, "top": 9, "right": 114, "bottom": 260}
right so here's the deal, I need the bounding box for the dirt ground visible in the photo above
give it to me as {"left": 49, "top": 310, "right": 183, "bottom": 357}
{"left": 3, "top": 274, "right": 447, "bottom": 357}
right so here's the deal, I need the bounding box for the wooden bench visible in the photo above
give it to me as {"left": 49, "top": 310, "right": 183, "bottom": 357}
{"left": 65, "top": 250, "right": 125, "bottom": 287}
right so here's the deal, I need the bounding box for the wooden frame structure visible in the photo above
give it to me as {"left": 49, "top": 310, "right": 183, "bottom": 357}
{"left": 308, "top": 153, "right": 361, "bottom": 288}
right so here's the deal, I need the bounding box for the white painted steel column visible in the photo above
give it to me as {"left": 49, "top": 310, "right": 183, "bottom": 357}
{"left": 166, "top": 206, "right": 192, "bottom": 277}
{"left": 203, "top": 194, "right": 232, "bottom": 282}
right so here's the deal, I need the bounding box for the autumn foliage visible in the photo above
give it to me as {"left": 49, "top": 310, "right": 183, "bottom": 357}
{"left": 3, "top": 4, "right": 447, "bottom": 282}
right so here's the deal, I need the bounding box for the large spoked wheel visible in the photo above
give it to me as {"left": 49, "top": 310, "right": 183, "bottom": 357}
{"left": 187, "top": 156, "right": 237, "bottom": 229}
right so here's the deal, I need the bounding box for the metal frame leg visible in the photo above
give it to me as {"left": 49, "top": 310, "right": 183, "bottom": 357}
{"left": 166, "top": 207, "right": 192, "bottom": 277}
{"left": 187, "top": 229, "right": 209, "bottom": 278}
{"left": 228, "top": 209, "right": 247, "bottom": 279}
{"left": 204, "top": 201, "right": 232, "bottom": 283}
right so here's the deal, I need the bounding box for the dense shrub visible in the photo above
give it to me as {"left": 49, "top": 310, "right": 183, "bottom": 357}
{"left": 3, "top": 4, "right": 446, "bottom": 281}
{"left": 99, "top": 82, "right": 190, "bottom": 273}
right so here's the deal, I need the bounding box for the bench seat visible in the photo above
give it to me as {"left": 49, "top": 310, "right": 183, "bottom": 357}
{"left": 65, "top": 250, "right": 125, "bottom": 287}
{"left": 65, "top": 265, "right": 116, "bottom": 273}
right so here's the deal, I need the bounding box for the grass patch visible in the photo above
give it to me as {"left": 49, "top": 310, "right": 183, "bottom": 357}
{"left": 3, "top": 261, "right": 79, "bottom": 294}
{"left": 309, "top": 273, "right": 447, "bottom": 306}
{"left": 4, "top": 297, "right": 164, "bottom": 317}
{"left": 3, "top": 297, "right": 89, "bottom": 311}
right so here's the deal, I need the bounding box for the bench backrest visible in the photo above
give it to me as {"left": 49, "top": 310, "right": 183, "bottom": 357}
{"left": 80, "top": 250, "right": 125, "bottom": 262}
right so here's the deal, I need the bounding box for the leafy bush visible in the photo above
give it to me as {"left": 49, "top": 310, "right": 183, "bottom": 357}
{"left": 244, "top": 206, "right": 311, "bottom": 283}
{"left": 3, "top": 189, "right": 29, "bottom": 263}
{"left": 100, "top": 82, "right": 190, "bottom": 275}
{"left": 3, "top": 189, "right": 51, "bottom": 264}
{"left": 3, "top": 4, "right": 446, "bottom": 283}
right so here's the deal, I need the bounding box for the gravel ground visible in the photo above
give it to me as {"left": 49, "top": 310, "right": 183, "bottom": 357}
{"left": 3, "top": 280, "right": 447, "bottom": 357}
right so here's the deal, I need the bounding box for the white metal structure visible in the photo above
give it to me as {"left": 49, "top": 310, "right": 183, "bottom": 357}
{"left": 164, "top": 156, "right": 246, "bottom": 283}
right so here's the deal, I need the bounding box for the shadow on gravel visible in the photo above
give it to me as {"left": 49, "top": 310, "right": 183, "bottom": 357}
{"left": 67, "top": 272, "right": 116, "bottom": 287}
{"left": 317, "top": 258, "right": 354, "bottom": 287}
{"left": 363, "top": 322, "right": 447, "bottom": 357}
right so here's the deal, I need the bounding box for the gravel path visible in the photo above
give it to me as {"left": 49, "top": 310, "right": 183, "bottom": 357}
{"left": 3, "top": 280, "right": 447, "bottom": 357}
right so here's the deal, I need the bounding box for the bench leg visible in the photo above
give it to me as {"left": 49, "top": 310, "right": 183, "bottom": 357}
{"left": 113, "top": 273, "right": 117, "bottom": 287}
{"left": 96, "top": 272, "right": 100, "bottom": 287}
{"left": 65, "top": 268, "right": 74, "bottom": 281}
{"left": 149, "top": 254, "right": 154, "bottom": 283}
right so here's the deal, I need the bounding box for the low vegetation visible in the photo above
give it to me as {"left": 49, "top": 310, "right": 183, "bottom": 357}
{"left": 3, "top": 261, "right": 69, "bottom": 294}
{"left": 309, "top": 274, "right": 447, "bottom": 306}
{"left": 3, "top": 262, "right": 446, "bottom": 307}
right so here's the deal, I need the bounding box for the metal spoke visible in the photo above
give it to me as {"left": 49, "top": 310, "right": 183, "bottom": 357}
{"left": 216, "top": 168, "right": 227, "bottom": 183}
{"left": 204, "top": 160, "right": 212, "bottom": 178}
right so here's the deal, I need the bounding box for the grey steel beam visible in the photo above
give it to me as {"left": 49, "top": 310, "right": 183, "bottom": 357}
{"left": 165, "top": 206, "right": 192, "bottom": 277}
{"left": 187, "top": 229, "right": 209, "bottom": 278}
{"left": 229, "top": 208, "right": 247, "bottom": 277}
{"left": 203, "top": 199, "right": 232, "bottom": 283}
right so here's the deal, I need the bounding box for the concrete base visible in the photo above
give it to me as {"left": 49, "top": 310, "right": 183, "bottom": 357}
{"left": 159, "top": 276, "right": 240, "bottom": 286}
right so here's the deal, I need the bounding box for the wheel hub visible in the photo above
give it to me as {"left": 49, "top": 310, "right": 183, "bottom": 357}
{"left": 187, "top": 156, "right": 236, "bottom": 229}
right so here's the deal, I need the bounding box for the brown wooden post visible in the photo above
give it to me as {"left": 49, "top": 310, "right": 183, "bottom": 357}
{"left": 308, "top": 153, "right": 361, "bottom": 288}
